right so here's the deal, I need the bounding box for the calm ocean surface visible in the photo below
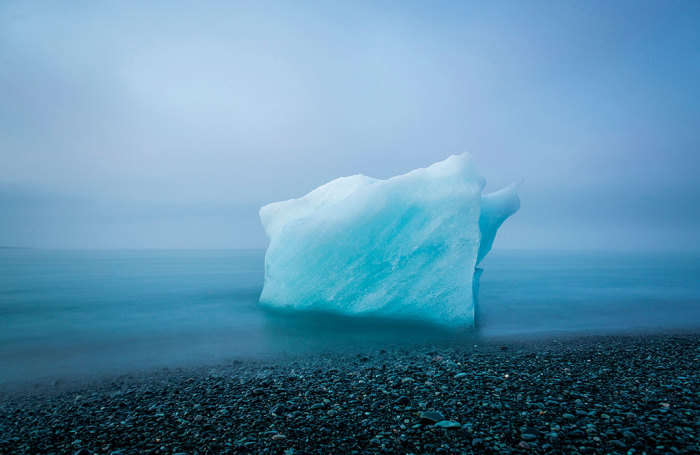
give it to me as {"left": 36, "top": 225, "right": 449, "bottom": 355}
{"left": 1, "top": 249, "right": 699, "bottom": 384}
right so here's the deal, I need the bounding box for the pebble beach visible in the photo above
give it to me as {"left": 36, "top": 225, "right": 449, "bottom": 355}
{"left": 1, "top": 332, "right": 698, "bottom": 455}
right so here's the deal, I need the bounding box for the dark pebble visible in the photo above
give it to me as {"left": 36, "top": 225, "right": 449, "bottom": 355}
{"left": 394, "top": 396, "right": 410, "bottom": 405}
{"left": 0, "top": 333, "right": 697, "bottom": 455}
{"left": 610, "top": 439, "right": 626, "bottom": 448}
{"left": 434, "top": 420, "right": 461, "bottom": 429}
{"left": 419, "top": 411, "right": 445, "bottom": 424}
{"left": 568, "top": 429, "right": 586, "bottom": 438}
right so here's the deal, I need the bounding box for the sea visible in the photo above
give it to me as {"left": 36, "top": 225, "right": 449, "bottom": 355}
{"left": 1, "top": 249, "right": 699, "bottom": 384}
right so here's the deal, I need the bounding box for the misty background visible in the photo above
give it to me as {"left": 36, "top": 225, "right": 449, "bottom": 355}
{"left": 1, "top": 0, "right": 698, "bottom": 250}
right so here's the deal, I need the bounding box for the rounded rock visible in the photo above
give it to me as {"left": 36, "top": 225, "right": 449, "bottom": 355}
{"left": 419, "top": 411, "right": 445, "bottom": 424}
{"left": 394, "top": 396, "right": 410, "bottom": 405}
{"left": 435, "top": 420, "right": 461, "bottom": 429}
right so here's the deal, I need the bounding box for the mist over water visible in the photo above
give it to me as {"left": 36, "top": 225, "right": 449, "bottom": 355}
{"left": 1, "top": 249, "right": 698, "bottom": 385}
{"left": 1, "top": 1, "right": 699, "bottom": 252}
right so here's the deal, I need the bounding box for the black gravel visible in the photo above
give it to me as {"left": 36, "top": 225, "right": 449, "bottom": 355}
{"left": 1, "top": 332, "right": 698, "bottom": 454}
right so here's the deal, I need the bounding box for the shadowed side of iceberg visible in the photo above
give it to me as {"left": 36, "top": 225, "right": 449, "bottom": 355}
{"left": 477, "top": 180, "right": 522, "bottom": 265}
{"left": 472, "top": 180, "right": 521, "bottom": 312}
{"left": 258, "top": 153, "right": 519, "bottom": 327}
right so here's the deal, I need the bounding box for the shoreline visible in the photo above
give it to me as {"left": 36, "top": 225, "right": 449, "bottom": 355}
{"left": 1, "top": 331, "right": 698, "bottom": 454}
{"left": 3, "top": 324, "right": 697, "bottom": 392}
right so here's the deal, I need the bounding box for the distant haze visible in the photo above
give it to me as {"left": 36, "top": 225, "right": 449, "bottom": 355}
{"left": 1, "top": 1, "right": 698, "bottom": 250}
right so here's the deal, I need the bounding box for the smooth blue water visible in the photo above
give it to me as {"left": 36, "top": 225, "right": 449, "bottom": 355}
{"left": 1, "top": 249, "right": 699, "bottom": 384}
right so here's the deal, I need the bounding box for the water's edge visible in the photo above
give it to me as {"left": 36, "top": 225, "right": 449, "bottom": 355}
{"left": 1, "top": 249, "right": 699, "bottom": 385}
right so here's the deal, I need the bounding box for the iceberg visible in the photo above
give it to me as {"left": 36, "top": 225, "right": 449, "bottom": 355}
{"left": 258, "top": 153, "right": 520, "bottom": 327}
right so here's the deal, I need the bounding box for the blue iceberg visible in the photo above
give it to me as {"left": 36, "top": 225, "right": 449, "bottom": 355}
{"left": 258, "top": 153, "right": 520, "bottom": 327}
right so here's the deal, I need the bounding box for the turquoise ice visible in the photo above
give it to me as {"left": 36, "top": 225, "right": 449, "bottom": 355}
{"left": 258, "top": 154, "right": 520, "bottom": 327}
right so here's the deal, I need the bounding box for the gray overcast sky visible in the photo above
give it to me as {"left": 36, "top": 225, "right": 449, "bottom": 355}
{"left": 1, "top": 0, "right": 699, "bottom": 250}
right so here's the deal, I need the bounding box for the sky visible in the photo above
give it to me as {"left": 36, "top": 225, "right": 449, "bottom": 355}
{"left": 1, "top": 0, "right": 698, "bottom": 250}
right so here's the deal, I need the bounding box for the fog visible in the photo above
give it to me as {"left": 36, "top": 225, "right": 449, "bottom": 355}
{"left": 1, "top": 1, "right": 698, "bottom": 250}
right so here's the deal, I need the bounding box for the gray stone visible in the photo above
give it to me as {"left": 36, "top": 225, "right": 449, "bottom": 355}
{"left": 435, "top": 420, "right": 461, "bottom": 429}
